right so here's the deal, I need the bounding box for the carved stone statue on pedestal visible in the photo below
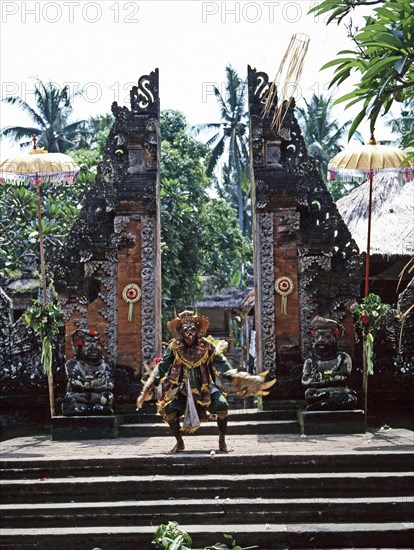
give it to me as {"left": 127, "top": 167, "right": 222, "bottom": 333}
{"left": 302, "top": 317, "right": 357, "bottom": 411}
{"left": 61, "top": 329, "right": 114, "bottom": 416}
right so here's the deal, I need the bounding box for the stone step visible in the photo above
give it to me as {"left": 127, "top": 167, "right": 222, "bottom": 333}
{"left": 2, "top": 496, "right": 413, "bottom": 528}
{"left": 2, "top": 471, "right": 412, "bottom": 504}
{"left": 118, "top": 419, "right": 301, "bottom": 437}
{"left": 1, "top": 451, "right": 413, "bottom": 479}
{"left": 122, "top": 408, "right": 299, "bottom": 424}
{"left": 1, "top": 522, "right": 413, "bottom": 549}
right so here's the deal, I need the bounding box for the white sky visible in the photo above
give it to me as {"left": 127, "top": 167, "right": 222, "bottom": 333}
{"left": 0, "top": 0, "right": 395, "bottom": 156}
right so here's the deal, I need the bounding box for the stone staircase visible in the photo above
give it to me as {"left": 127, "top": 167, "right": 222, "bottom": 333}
{"left": 118, "top": 408, "right": 301, "bottom": 437}
{"left": 1, "top": 411, "right": 413, "bottom": 549}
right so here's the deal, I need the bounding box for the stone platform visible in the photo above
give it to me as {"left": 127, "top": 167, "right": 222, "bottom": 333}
{"left": 299, "top": 409, "right": 365, "bottom": 435}
{"left": 51, "top": 415, "right": 121, "bottom": 441}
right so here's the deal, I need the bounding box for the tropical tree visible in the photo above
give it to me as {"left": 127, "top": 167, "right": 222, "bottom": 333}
{"left": 386, "top": 100, "right": 414, "bottom": 149}
{"left": 194, "top": 66, "right": 251, "bottom": 238}
{"left": 310, "top": 0, "right": 414, "bottom": 150}
{"left": 77, "top": 113, "right": 114, "bottom": 150}
{"left": 68, "top": 113, "right": 113, "bottom": 186}
{"left": 1, "top": 79, "right": 86, "bottom": 152}
{"left": 297, "top": 93, "right": 360, "bottom": 176}
{"left": 0, "top": 183, "right": 83, "bottom": 281}
{"left": 297, "top": 93, "right": 363, "bottom": 200}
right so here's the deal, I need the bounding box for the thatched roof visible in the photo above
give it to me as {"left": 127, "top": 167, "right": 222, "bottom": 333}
{"left": 193, "top": 286, "right": 251, "bottom": 310}
{"left": 336, "top": 173, "right": 414, "bottom": 257}
{"left": 242, "top": 289, "right": 255, "bottom": 311}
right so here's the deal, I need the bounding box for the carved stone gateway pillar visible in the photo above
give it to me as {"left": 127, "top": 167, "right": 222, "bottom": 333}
{"left": 248, "top": 66, "right": 363, "bottom": 399}
{"left": 54, "top": 71, "right": 162, "bottom": 391}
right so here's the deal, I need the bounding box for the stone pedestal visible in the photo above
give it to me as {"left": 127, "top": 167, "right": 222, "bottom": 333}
{"left": 51, "top": 415, "right": 121, "bottom": 441}
{"left": 299, "top": 410, "right": 365, "bottom": 435}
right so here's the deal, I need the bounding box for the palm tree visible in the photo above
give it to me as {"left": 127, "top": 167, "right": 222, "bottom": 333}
{"left": 1, "top": 80, "right": 86, "bottom": 152}
{"left": 193, "top": 66, "right": 251, "bottom": 238}
{"left": 386, "top": 100, "right": 414, "bottom": 150}
{"left": 297, "top": 93, "right": 360, "bottom": 178}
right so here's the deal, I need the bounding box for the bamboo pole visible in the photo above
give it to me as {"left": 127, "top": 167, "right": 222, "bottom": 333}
{"left": 364, "top": 170, "right": 374, "bottom": 297}
{"left": 35, "top": 175, "right": 55, "bottom": 418}
{"left": 362, "top": 170, "right": 374, "bottom": 431}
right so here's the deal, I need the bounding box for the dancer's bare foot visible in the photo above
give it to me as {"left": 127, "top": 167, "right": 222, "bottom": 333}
{"left": 169, "top": 439, "right": 185, "bottom": 454}
{"left": 218, "top": 436, "right": 233, "bottom": 453}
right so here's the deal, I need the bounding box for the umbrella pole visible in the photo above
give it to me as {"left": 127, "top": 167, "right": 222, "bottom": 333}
{"left": 35, "top": 175, "right": 56, "bottom": 418}
{"left": 364, "top": 171, "right": 374, "bottom": 297}
{"left": 362, "top": 341, "right": 368, "bottom": 431}
{"left": 362, "top": 169, "right": 374, "bottom": 431}
{"left": 35, "top": 177, "right": 48, "bottom": 304}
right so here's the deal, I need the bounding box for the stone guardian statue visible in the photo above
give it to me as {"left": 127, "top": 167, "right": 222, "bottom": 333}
{"left": 61, "top": 329, "right": 114, "bottom": 416}
{"left": 302, "top": 317, "right": 357, "bottom": 411}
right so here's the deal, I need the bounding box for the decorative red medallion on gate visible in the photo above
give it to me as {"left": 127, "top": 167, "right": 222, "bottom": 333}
{"left": 275, "top": 276, "right": 294, "bottom": 316}
{"left": 122, "top": 283, "right": 142, "bottom": 322}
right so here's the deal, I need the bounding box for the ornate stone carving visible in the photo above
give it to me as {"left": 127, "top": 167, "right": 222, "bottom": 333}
{"left": 83, "top": 260, "right": 118, "bottom": 361}
{"left": 141, "top": 214, "right": 158, "bottom": 365}
{"left": 257, "top": 213, "right": 276, "bottom": 374}
{"left": 131, "top": 74, "right": 157, "bottom": 111}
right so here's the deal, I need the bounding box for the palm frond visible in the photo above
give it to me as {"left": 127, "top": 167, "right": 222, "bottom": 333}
{"left": 207, "top": 132, "right": 223, "bottom": 147}
{"left": 189, "top": 122, "right": 222, "bottom": 138}
{"left": 207, "top": 136, "right": 225, "bottom": 176}
{"left": 2, "top": 96, "right": 45, "bottom": 129}
{"left": 0, "top": 126, "right": 41, "bottom": 141}
{"left": 214, "top": 87, "right": 231, "bottom": 121}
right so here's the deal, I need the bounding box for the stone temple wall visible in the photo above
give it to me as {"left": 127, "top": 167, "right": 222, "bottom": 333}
{"left": 248, "top": 66, "right": 363, "bottom": 398}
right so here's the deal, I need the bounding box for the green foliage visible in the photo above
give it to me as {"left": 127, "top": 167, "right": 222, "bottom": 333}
{"left": 0, "top": 182, "right": 86, "bottom": 279}
{"left": 151, "top": 523, "right": 258, "bottom": 550}
{"left": 310, "top": 0, "right": 414, "bottom": 144}
{"left": 386, "top": 99, "right": 414, "bottom": 149}
{"left": 161, "top": 110, "right": 187, "bottom": 142}
{"left": 160, "top": 110, "right": 250, "bottom": 327}
{"left": 201, "top": 200, "right": 251, "bottom": 294}
{"left": 194, "top": 66, "right": 251, "bottom": 238}
{"left": 0, "top": 113, "right": 111, "bottom": 280}
{"left": 353, "top": 293, "right": 392, "bottom": 375}
{"left": 353, "top": 293, "right": 391, "bottom": 336}
{"left": 327, "top": 177, "right": 360, "bottom": 202}
{"left": 69, "top": 113, "right": 113, "bottom": 185}
{"left": 152, "top": 521, "right": 192, "bottom": 550}
{"left": 1, "top": 79, "right": 86, "bottom": 152}
{"left": 23, "top": 300, "right": 64, "bottom": 374}
{"left": 160, "top": 112, "right": 211, "bottom": 311}
{"left": 297, "top": 93, "right": 362, "bottom": 195}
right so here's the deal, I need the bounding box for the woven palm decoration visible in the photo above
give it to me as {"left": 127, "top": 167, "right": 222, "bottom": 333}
{"left": 263, "top": 33, "right": 310, "bottom": 133}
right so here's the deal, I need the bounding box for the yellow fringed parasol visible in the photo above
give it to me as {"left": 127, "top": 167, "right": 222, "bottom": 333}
{"left": 328, "top": 134, "right": 413, "bottom": 297}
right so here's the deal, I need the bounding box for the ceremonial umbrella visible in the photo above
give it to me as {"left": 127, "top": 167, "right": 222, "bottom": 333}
{"left": 328, "top": 134, "right": 413, "bottom": 427}
{"left": 0, "top": 139, "right": 80, "bottom": 416}
{"left": 328, "top": 134, "right": 413, "bottom": 296}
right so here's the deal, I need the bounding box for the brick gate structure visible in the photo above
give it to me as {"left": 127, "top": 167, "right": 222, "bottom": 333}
{"left": 54, "top": 70, "right": 162, "bottom": 383}
{"left": 248, "top": 66, "right": 363, "bottom": 398}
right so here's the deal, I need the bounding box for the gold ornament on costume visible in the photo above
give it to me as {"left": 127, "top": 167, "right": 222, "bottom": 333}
{"left": 275, "top": 276, "right": 294, "bottom": 315}
{"left": 167, "top": 310, "right": 210, "bottom": 339}
{"left": 122, "top": 283, "right": 142, "bottom": 322}
{"left": 227, "top": 368, "right": 276, "bottom": 397}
